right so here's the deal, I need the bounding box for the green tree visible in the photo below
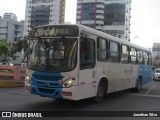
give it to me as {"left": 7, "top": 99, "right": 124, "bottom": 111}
{"left": 8, "top": 42, "right": 19, "bottom": 58}
{"left": 16, "top": 36, "right": 29, "bottom": 53}
{"left": 17, "top": 36, "right": 29, "bottom": 63}
{"left": 0, "top": 38, "right": 9, "bottom": 61}
{"left": 0, "top": 37, "right": 29, "bottom": 63}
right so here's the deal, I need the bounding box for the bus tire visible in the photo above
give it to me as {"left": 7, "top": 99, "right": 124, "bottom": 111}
{"left": 134, "top": 78, "right": 142, "bottom": 92}
{"left": 93, "top": 81, "right": 105, "bottom": 103}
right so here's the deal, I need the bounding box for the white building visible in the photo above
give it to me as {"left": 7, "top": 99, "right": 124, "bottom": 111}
{"left": 76, "top": 0, "right": 131, "bottom": 41}
{"left": 152, "top": 43, "right": 160, "bottom": 66}
{"left": 0, "top": 15, "right": 24, "bottom": 43}
{"left": 24, "top": 0, "right": 66, "bottom": 36}
{"left": 3, "top": 13, "right": 17, "bottom": 21}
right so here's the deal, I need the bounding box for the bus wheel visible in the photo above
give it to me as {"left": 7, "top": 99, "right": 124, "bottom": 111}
{"left": 93, "top": 82, "right": 105, "bottom": 103}
{"left": 135, "top": 78, "right": 142, "bottom": 92}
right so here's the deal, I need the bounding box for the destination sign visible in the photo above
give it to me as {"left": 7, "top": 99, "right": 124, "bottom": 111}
{"left": 31, "top": 25, "right": 79, "bottom": 37}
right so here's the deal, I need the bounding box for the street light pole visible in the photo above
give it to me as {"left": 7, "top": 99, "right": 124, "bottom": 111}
{"left": 130, "top": 36, "right": 138, "bottom": 43}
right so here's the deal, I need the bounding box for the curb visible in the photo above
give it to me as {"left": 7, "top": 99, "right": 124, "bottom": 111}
{"left": 0, "top": 80, "right": 24, "bottom": 88}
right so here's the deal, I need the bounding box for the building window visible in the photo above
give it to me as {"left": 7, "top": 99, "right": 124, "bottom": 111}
{"left": 104, "top": 3, "right": 125, "bottom": 25}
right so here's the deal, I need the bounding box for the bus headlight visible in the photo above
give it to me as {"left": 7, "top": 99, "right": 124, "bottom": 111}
{"left": 63, "top": 79, "right": 73, "bottom": 88}
{"left": 25, "top": 75, "right": 31, "bottom": 84}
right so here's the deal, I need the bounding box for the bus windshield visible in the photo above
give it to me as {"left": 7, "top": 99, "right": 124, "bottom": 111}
{"left": 28, "top": 38, "right": 77, "bottom": 72}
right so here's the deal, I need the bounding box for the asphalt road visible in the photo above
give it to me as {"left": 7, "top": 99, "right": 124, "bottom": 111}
{"left": 1, "top": 80, "right": 160, "bottom": 120}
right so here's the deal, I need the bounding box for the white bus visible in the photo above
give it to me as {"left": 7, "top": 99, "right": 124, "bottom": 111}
{"left": 25, "top": 24, "right": 152, "bottom": 102}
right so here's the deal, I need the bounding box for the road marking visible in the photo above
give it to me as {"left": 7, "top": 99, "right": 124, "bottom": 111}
{"left": 125, "top": 90, "right": 160, "bottom": 98}
{"left": 144, "top": 83, "right": 157, "bottom": 95}
{"left": 129, "top": 93, "right": 160, "bottom": 98}
{"left": 128, "top": 82, "right": 160, "bottom": 97}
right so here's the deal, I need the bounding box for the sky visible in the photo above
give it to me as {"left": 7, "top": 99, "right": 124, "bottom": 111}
{"left": 0, "top": 0, "right": 160, "bottom": 48}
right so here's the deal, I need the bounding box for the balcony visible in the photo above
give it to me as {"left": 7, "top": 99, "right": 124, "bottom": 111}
{"left": 81, "top": 20, "right": 94, "bottom": 24}
{"left": 76, "top": 11, "right": 81, "bottom": 14}
{"left": 76, "top": 16, "right": 81, "bottom": 19}
{"left": 95, "top": 26, "right": 103, "bottom": 30}
{"left": 97, "top": 0, "right": 105, "bottom": 3}
{"left": 77, "top": 5, "right": 81, "bottom": 9}
{"left": 96, "top": 10, "right": 104, "bottom": 14}
{"left": 77, "top": 0, "right": 81, "bottom": 4}
{"left": 103, "top": 25, "right": 125, "bottom": 31}
{"left": 96, "top": 15, "right": 104, "bottom": 19}
{"left": 97, "top": 4, "right": 104, "bottom": 9}
{"left": 96, "top": 20, "right": 104, "bottom": 25}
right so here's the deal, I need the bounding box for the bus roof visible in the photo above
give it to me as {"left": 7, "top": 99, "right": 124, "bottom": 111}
{"left": 32, "top": 24, "right": 151, "bottom": 53}
{"left": 78, "top": 24, "right": 151, "bottom": 53}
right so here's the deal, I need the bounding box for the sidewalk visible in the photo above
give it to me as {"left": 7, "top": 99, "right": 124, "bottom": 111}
{"left": 0, "top": 80, "right": 24, "bottom": 88}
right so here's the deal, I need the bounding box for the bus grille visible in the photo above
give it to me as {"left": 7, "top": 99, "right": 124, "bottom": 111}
{"left": 36, "top": 82, "right": 60, "bottom": 87}
{"left": 32, "top": 74, "right": 63, "bottom": 81}
{"left": 38, "top": 88, "right": 55, "bottom": 94}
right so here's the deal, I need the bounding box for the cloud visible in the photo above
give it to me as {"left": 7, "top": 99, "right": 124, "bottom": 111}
{"left": 65, "top": 0, "right": 76, "bottom": 23}
{"left": 0, "top": 0, "right": 26, "bottom": 21}
{"left": 131, "top": 0, "right": 160, "bottom": 48}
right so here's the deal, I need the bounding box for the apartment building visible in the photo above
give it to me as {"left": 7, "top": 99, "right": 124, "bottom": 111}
{"left": 152, "top": 43, "right": 160, "bottom": 67}
{"left": 76, "top": 0, "right": 131, "bottom": 41}
{"left": 0, "top": 13, "right": 24, "bottom": 43}
{"left": 3, "top": 13, "right": 17, "bottom": 21}
{"left": 24, "top": 0, "right": 66, "bottom": 36}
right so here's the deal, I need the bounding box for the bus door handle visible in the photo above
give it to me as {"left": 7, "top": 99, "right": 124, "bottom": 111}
{"left": 92, "top": 81, "right": 96, "bottom": 87}
{"left": 92, "top": 81, "right": 96, "bottom": 83}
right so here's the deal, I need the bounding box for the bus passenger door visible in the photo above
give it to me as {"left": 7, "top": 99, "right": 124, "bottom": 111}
{"left": 78, "top": 35, "right": 97, "bottom": 99}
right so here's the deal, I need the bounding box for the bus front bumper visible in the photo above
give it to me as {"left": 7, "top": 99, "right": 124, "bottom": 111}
{"left": 25, "top": 83, "right": 79, "bottom": 100}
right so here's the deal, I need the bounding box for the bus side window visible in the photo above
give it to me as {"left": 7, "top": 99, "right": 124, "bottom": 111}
{"left": 137, "top": 50, "right": 144, "bottom": 64}
{"left": 121, "top": 45, "right": 129, "bottom": 64}
{"left": 80, "top": 37, "right": 95, "bottom": 69}
{"left": 149, "top": 53, "right": 152, "bottom": 65}
{"left": 130, "top": 48, "right": 137, "bottom": 64}
{"left": 97, "top": 38, "right": 108, "bottom": 61}
{"left": 109, "top": 41, "right": 120, "bottom": 63}
{"left": 144, "top": 52, "right": 149, "bottom": 65}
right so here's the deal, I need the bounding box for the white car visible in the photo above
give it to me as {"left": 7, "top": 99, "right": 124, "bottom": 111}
{"left": 0, "top": 62, "right": 9, "bottom": 66}
{"left": 0, "top": 62, "right": 13, "bottom": 66}
{"left": 153, "top": 68, "right": 160, "bottom": 81}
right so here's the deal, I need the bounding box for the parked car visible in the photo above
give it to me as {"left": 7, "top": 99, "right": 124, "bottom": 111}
{"left": 0, "top": 62, "right": 13, "bottom": 66}
{"left": 0, "top": 62, "right": 8, "bottom": 66}
{"left": 9, "top": 62, "right": 14, "bottom": 66}
{"left": 21, "top": 63, "right": 27, "bottom": 67}
{"left": 153, "top": 68, "right": 160, "bottom": 81}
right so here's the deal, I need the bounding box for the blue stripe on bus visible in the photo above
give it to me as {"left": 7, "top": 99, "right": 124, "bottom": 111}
{"left": 31, "top": 71, "right": 63, "bottom": 99}
{"left": 136, "top": 65, "right": 153, "bottom": 86}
